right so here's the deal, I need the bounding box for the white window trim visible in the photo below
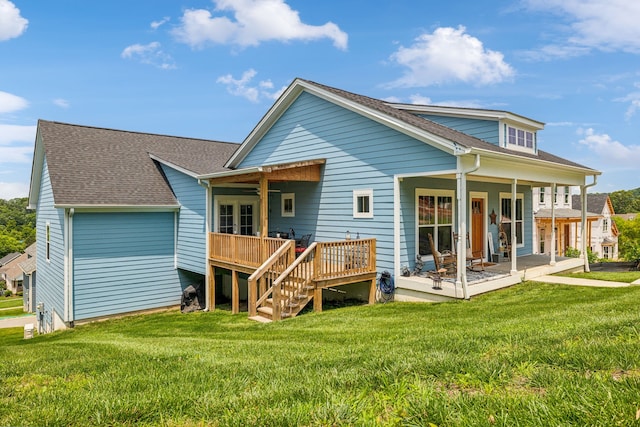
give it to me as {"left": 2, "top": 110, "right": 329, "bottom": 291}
{"left": 416, "top": 188, "right": 455, "bottom": 258}
{"left": 281, "top": 193, "right": 295, "bottom": 217}
{"left": 353, "top": 189, "right": 373, "bottom": 218}
{"left": 505, "top": 125, "right": 536, "bottom": 154}
{"left": 499, "top": 192, "right": 525, "bottom": 248}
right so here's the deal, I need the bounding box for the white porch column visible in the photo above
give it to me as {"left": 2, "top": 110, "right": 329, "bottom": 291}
{"left": 510, "top": 179, "right": 518, "bottom": 275}
{"left": 550, "top": 182, "right": 557, "bottom": 266}
{"left": 456, "top": 165, "right": 469, "bottom": 300}
{"left": 393, "top": 176, "right": 401, "bottom": 282}
{"left": 581, "top": 185, "right": 590, "bottom": 272}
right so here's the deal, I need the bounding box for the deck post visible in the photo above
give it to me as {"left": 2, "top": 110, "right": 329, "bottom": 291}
{"left": 368, "top": 277, "right": 376, "bottom": 304}
{"left": 273, "top": 278, "right": 281, "bottom": 320}
{"left": 248, "top": 277, "right": 257, "bottom": 317}
{"left": 208, "top": 264, "right": 216, "bottom": 311}
{"left": 231, "top": 270, "right": 239, "bottom": 314}
{"left": 313, "top": 287, "right": 322, "bottom": 312}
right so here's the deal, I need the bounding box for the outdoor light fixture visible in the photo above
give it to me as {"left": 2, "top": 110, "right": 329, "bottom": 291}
{"left": 345, "top": 230, "right": 351, "bottom": 240}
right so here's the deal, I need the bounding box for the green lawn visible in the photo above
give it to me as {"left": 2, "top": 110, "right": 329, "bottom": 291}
{"left": 0, "top": 296, "right": 23, "bottom": 309}
{"left": 556, "top": 270, "right": 640, "bottom": 283}
{"left": 1, "top": 282, "right": 640, "bottom": 426}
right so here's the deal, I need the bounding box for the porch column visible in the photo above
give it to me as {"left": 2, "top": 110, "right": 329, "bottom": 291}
{"left": 510, "top": 179, "right": 518, "bottom": 275}
{"left": 259, "top": 175, "right": 269, "bottom": 260}
{"left": 456, "top": 169, "right": 468, "bottom": 299}
{"left": 550, "top": 183, "right": 557, "bottom": 266}
{"left": 393, "top": 176, "right": 401, "bottom": 282}
{"left": 202, "top": 180, "right": 213, "bottom": 311}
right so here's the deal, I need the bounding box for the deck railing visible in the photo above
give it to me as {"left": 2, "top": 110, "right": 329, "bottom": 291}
{"left": 314, "top": 239, "right": 377, "bottom": 280}
{"left": 208, "top": 233, "right": 286, "bottom": 268}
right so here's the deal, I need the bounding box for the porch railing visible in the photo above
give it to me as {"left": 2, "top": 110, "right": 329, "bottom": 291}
{"left": 208, "top": 233, "right": 287, "bottom": 268}
{"left": 314, "top": 239, "right": 377, "bottom": 280}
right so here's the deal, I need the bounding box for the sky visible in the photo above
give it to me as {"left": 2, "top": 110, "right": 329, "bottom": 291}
{"left": 2, "top": 0, "right": 640, "bottom": 200}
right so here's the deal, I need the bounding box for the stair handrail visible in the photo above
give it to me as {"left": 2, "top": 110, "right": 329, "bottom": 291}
{"left": 271, "top": 242, "right": 317, "bottom": 319}
{"left": 248, "top": 239, "right": 295, "bottom": 317}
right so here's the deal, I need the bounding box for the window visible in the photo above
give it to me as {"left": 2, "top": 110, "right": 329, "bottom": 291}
{"left": 353, "top": 189, "right": 373, "bottom": 218}
{"left": 603, "top": 246, "right": 610, "bottom": 259}
{"left": 214, "top": 196, "right": 259, "bottom": 235}
{"left": 539, "top": 228, "right": 545, "bottom": 254}
{"left": 416, "top": 189, "right": 454, "bottom": 256}
{"left": 506, "top": 126, "right": 535, "bottom": 151}
{"left": 539, "top": 187, "right": 545, "bottom": 204}
{"left": 281, "top": 193, "right": 295, "bottom": 217}
{"left": 602, "top": 218, "right": 609, "bottom": 233}
{"left": 554, "top": 186, "right": 558, "bottom": 204}
{"left": 564, "top": 186, "right": 570, "bottom": 204}
{"left": 500, "top": 193, "right": 524, "bottom": 246}
{"left": 45, "top": 222, "right": 51, "bottom": 262}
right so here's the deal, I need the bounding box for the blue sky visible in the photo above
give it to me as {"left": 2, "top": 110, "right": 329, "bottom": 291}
{"left": 2, "top": 0, "right": 640, "bottom": 199}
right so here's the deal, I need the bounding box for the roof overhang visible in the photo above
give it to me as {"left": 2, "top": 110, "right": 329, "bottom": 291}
{"left": 27, "top": 125, "right": 45, "bottom": 210}
{"left": 149, "top": 153, "right": 200, "bottom": 178}
{"left": 53, "top": 204, "right": 181, "bottom": 212}
{"left": 201, "top": 158, "right": 325, "bottom": 184}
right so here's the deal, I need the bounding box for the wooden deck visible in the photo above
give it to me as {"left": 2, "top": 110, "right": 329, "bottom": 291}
{"left": 208, "top": 233, "right": 377, "bottom": 321}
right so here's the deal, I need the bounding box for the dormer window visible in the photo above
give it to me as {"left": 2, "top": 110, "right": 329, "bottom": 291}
{"left": 505, "top": 125, "right": 536, "bottom": 154}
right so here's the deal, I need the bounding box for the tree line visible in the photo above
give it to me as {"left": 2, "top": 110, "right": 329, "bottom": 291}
{"left": 0, "top": 198, "right": 35, "bottom": 258}
{"left": 608, "top": 188, "right": 640, "bottom": 214}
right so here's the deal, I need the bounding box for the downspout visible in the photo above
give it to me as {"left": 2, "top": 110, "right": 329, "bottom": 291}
{"left": 393, "top": 175, "right": 401, "bottom": 282}
{"left": 456, "top": 154, "right": 480, "bottom": 300}
{"left": 581, "top": 175, "right": 598, "bottom": 272}
{"left": 550, "top": 183, "right": 557, "bottom": 266}
{"left": 198, "top": 179, "right": 212, "bottom": 311}
{"left": 64, "top": 208, "right": 75, "bottom": 326}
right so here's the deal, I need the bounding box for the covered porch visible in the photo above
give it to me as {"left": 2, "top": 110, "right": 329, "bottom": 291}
{"left": 395, "top": 254, "right": 584, "bottom": 302}
{"left": 201, "top": 159, "right": 378, "bottom": 321}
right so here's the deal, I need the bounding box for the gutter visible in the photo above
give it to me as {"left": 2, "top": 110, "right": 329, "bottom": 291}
{"left": 198, "top": 179, "right": 213, "bottom": 311}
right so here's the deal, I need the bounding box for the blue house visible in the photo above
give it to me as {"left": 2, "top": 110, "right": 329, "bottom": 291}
{"left": 29, "top": 79, "right": 600, "bottom": 330}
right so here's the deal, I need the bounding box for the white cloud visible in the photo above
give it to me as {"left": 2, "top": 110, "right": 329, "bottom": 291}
{"left": 0, "top": 0, "right": 28, "bottom": 41}
{"left": 0, "top": 91, "right": 28, "bottom": 113}
{"left": 577, "top": 128, "right": 640, "bottom": 169}
{"left": 523, "top": 0, "right": 640, "bottom": 58}
{"left": 0, "top": 124, "right": 36, "bottom": 145}
{"left": 172, "top": 0, "right": 348, "bottom": 50}
{"left": 53, "top": 98, "right": 70, "bottom": 108}
{"left": 0, "top": 145, "right": 33, "bottom": 162}
{"left": 151, "top": 17, "right": 170, "bottom": 30}
{"left": 121, "top": 42, "right": 176, "bottom": 69}
{"left": 387, "top": 26, "right": 514, "bottom": 88}
{"left": 216, "top": 69, "right": 286, "bottom": 102}
{"left": 0, "top": 181, "right": 29, "bottom": 200}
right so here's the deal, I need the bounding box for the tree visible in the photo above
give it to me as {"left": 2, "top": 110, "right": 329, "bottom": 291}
{"left": 609, "top": 190, "right": 640, "bottom": 214}
{"left": 613, "top": 216, "right": 640, "bottom": 261}
{"left": 0, "top": 197, "right": 35, "bottom": 257}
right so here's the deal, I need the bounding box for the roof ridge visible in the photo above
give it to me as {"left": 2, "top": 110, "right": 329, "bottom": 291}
{"left": 38, "top": 119, "right": 239, "bottom": 146}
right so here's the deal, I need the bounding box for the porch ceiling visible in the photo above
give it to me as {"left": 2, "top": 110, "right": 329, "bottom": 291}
{"left": 205, "top": 159, "right": 325, "bottom": 185}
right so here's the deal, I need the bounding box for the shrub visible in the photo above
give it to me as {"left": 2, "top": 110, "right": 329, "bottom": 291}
{"left": 565, "top": 247, "right": 581, "bottom": 258}
{"left": 3, "top": 290, "right": 12, "bottom": 297}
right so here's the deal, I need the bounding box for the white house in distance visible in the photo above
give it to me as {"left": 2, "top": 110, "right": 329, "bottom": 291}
{"left": 533, "top": 187, "right": 618, "bottom": 260}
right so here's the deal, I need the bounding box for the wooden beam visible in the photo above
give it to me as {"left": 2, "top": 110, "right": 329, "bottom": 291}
{"left": 368, "top": 277, "right": 376, "bottom": 305}
{"left": 209, "top": 264, "right": 216, "bottom": 311}
{"left": 232, "top": 270, "right": 239, "bottom": 314}
{"left": 313, "top": 287, "right": 322, "bottom": 312}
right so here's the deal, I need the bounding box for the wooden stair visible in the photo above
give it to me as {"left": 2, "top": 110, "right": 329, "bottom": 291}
{"left": 252, "top": 283, "right": 314, "bottom": 322}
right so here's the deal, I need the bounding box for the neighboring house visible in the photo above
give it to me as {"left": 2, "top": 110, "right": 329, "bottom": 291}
{"left": 30, "top": 78, "right": 602, "bottom": 331}
{"left": 28, "top": 121, "right": 239, "bottom": 333}
{"left": 20, "top": 243, "right": 37, "bottom": 312}
{"left": 532, "top": 186, "right": 600, "bottom": 257}
{"left": 0, "top": 244, "right": 35, "bottom": 295}
{"left": 572, "top": 194, "right": 619, "bottom": 259}
{"left": 0, "top": 252, "right": 21, "bottom": 268}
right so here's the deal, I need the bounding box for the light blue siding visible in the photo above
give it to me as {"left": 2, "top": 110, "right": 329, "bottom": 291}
{"left": 420, "top": 115, "right": 499, "bottom": 145}
{"left": 161, "top": 165, "right": 207, "bottom": 275}
{"left": 239, "top": 91, "right": 457, "bottom": 273}
{"left": 35, "top": 155, "right": 66, "bottom": 329}
{"left": 72, "top": 212, "right": 181, "bottom": 320}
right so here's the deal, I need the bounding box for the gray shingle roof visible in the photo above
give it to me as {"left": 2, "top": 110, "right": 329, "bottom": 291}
{"left": 534, "top": 208, "right": 600, "bottom": 219}
{"left": 38, "top": 120, "right": 238, "bottom": 207}
{"left": 299, "top": 79, "right": 597, "bottom": 171}
{"left": 572, "top": 194, "right": 611, "bottom": 214}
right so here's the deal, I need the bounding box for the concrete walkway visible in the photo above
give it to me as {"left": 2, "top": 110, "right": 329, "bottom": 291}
{"left": 0, "top": 315, "right": 36, "bottom": 329}
{"left": 535, "top": 275, "right": 633, "bottom": 288}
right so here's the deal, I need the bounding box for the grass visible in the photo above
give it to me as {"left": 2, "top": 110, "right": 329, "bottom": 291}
{"left": 1, "top": 282, "right": 640, "bottom": 426}
{"left": 556, "top": 270, "right": 640, "bottom": 283}
{"left": 0, "top": 296, "right": 23, "bottom": 309}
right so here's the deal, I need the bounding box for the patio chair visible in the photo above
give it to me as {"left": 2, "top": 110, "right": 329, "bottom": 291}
{"left": 295, "top": 233, "right": 312, "bottom": 257}
{"left": 453, "top": 232, "right": 484, "bottom": 271}
{"left": 427, "top": 233, "right": 456, "bottom": 276}
{"left": 498, "top": 224, "right": 511, "bottom": 260}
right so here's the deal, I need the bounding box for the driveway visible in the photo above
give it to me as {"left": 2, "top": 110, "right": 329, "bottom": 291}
{"left": 0, "top": 315, "right": 36, "bottom": 329}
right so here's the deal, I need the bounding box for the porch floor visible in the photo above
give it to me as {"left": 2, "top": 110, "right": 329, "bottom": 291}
{"left": 395, "top": 255, "right": 584, "bottom": 301}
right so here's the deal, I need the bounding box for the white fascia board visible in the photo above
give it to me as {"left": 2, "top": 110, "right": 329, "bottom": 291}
{"left": 226, "top": 79, "right": 464, "bottom": 168}
{"left": 471, "top": 147, "right": 600, "bottom": 176}
{"left": 197, "top": 166, "right": 263, "bottom": 180}
{"left": 53, "top": 204, "right": 181, "bottom": 213}
{"left": 300, "top": 82, "right": 462, "bottom": 156}
{"left": 27, "top": 129, "right": 45, "bottom": 210}
{"left": 225, "top": 81, "right": 305, "bottom": 168}
{"left": 149, "top": 154, "right": 199, "bottom": 178}
{"left": 390, "top": 104, "right": 545, "bottom": 130}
